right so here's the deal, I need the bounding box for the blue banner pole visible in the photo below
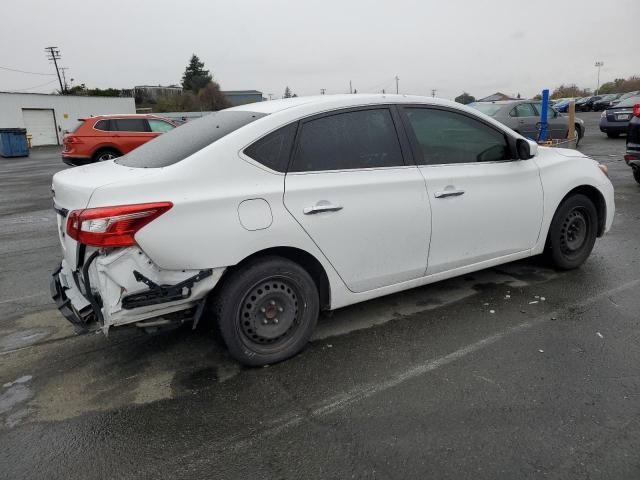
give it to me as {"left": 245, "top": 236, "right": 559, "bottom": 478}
{"left": 539, "top": 89, "right": 549, "bottom": 142}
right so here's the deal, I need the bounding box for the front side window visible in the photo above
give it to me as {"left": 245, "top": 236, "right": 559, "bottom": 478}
{"left": 244, "top": 123, "right": 297, "bottom": 172}
{"left": 403, "top": 108, "right": 510, "bottom": 165}
{"left": 148, "top": 119, "right": 176, "bottom": 133}
{"left": 290, "top": 108, "right": 404, "bottom": 172}
{"left": 113, "top": 118, "right": 149, "bottom": 132}
{"left": 510, "top": 103, "right": 537, "bottom": 117}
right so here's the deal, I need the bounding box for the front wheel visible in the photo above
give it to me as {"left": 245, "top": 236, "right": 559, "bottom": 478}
{"left": 212, "top": 256, "right": 319, "bottom": 366}
{"left": 545, "top": 194, "right": 598, "bottom": 270}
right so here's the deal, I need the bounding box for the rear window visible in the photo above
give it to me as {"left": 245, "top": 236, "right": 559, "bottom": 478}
{"left": 116, "top": 110, "right": 266, "bottom": 168}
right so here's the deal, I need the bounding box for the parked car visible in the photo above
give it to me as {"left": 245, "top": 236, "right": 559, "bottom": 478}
{"left": 610, "top": 91, "right": 640, "bottom": 107}
{"left": 554, "top": 98, "right": 578, "bottom": 113}
{"left": 599, "top": 95, "right": 640, "bottom": 137}
{"left": 592, "top": 93, "right": 621, "bottom": 111}
{"left": 471, "top": 100, "right": 585, "bottom": 143}
{"left": 51, "top": 94, "right": 614, "bottom": 366}
{"left": 576, "top": 96, "right": 603, "bottom": 112}
{"left": 624, "top": 101, "right": 640, "bottom": 183}
{"left": 62, "top": 114, "right": 178, "bottom": 166}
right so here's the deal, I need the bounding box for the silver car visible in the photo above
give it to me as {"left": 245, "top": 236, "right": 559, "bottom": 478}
{"left": 471, "top": 100, "right": 585, "bottom": 144}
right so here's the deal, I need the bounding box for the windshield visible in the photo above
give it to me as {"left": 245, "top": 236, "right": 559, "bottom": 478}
{"left": 116, "top": 110, "right": 266, "bottom": 168}
{"left": 470, "top": 103, "right": 504, "bottom": 116}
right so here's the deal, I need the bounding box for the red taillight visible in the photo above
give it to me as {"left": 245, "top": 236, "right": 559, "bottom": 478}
{"left": 64, "top": 135, "right": 83, "bottom": 144}
{"left": 633, "top": 103, "right": 640, "bottom": 117}
{"left": 66, "top": 202, "right": 173, "bottom": 247}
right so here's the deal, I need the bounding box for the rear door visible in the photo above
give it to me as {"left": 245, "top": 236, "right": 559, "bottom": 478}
{"left": 400, "top": 106, "right": 543, "bottom": 275}
{"left": 112, "top": 118, "right": 154, "bottom": 153}
{"left": 508, "top": 103, "right": 539, "bottom": 140}
{"left": 283, "top": 106, "right": 430, "bottom": 293}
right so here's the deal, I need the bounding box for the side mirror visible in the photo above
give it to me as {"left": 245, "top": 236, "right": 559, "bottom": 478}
{"left": 516, "top": 138, "right": 537, "bottom": 159}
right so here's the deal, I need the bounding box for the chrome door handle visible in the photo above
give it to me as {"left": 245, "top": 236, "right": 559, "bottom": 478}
{"left": 303, "top": 202, "right": 343, "bottom": 215}
{"left": 434, "top": 190, "right": 465, "bottom": 198}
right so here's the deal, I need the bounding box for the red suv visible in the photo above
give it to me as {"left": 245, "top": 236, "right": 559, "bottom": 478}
{"left": 62, "top": 114, "right": 177, "bottom": 166}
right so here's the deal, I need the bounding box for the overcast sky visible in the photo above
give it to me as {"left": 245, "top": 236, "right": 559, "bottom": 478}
{"left": 1, "top": 0, "right": 638, "bottom": 100}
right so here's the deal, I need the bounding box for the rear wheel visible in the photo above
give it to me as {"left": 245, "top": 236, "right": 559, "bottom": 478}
{"left": 93, "top": 148, "right": 121, "bottom": 162}
{"left": 212, "top": 256, "right": 319, "bottom": 366}
{"left": 606, "top": 132, "right": 619, "bottom": 139}
{"left": 545, "top": 194, "right": 598, "bottom": 270}
{"left": 633, "top": 168, "right": 640, "bottom": 184}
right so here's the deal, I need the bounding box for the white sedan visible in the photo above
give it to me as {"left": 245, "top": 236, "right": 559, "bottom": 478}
{"left": 51, "top": 94, "right": 614, "bottom": 365}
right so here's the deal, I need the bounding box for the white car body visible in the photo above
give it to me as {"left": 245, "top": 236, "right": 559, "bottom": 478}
{"left": 51, "top": 94, "right": 614, "bottom": 335}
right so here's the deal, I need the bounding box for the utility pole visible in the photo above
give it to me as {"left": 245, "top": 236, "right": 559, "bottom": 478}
{"left": 320, "top": 88, "right": 326, "bottom": 95}
{"left": 59, "top": 67, "right": 70, "bottom": 93}
{"left": 594, "top": 61, "right": 604, "bottom": 95}
{"left": 45, "top": 46, "right": 65, "bottom": 94}
{"left": 349, "top": 80, "right": 352, "bottom": 94}
{"left": 431, "top": 89, "right": 437, "bottom": 98}
{"left": 395, "top": 76, "right": 399, "bottom": 94}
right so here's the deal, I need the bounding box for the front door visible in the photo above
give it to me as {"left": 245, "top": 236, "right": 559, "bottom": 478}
{"left": 400, "top": 106, "right": 544, "bottom": 275}
{"left": 284, "top": 107, "right": 430, "bottom": 293}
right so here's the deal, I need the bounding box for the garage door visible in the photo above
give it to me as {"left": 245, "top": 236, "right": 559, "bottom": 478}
{"left": 22, "top": 109, "right": 58, "bottom": 146}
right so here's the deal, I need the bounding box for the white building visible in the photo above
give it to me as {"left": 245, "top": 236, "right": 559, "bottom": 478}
{"left": 0, "top": 92, "right": 135, "bottom": 146}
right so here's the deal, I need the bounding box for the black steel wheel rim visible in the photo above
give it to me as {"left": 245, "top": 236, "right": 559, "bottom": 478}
{"left": 236, "top": 276, "right": 302, "bottom": 353}
{"left": 560, "top": 207, "right": 590, "bottom": 256}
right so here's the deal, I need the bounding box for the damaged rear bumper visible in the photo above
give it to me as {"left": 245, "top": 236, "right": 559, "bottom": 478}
{"left": 51, "top": 247, "right": 224, "bottom": 332}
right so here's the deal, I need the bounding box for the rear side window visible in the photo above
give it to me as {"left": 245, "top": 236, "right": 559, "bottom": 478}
{"left": 244, "top": 123, "right": 297, "bottom": 172}
{"left": 116, "top": 110, "right": 266, "bottom": 168}
{"left": 113, "top": 118, "right": 149, "bottom": 132}
{"left": 93, "top": 119, "right": 111, "bottom": 131}
{"left": 510, "top": 103, "right": 537, "bottom": 117}
{"left": 290, "top": 108, "right": 404, "bottom": 172}
{"left": 403, "top": 107, "right": 510, "bottom": 165}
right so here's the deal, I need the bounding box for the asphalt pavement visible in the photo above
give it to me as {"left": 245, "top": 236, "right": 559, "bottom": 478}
{"left": 1, "top": 112, "right": 639, "bottom": 479}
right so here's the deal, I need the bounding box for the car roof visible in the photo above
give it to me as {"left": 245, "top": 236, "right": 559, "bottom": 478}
{"left": 87, "top": 114, "right": 168, "bottom": 120}
{"left": 227, "top": 94, "right": 464, "bottom": 115}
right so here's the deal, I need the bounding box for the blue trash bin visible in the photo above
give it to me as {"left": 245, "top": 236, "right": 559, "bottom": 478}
{"left": 0, "top": 128, "right": 29, "bottom": 157}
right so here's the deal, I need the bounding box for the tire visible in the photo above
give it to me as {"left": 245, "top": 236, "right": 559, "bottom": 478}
{"left": 545, "top": 194, "right": 598, "bottom": 270}
{"left": 606, "top": 132, "right": 619, "bottom": 139}
{"left": 574, "top": 125, "right": 582, "bottom": 146}
{"left": 212, "top": 256, "right": 319, "bottom": 366}
{"left": 92, "top": 148, "right": 121, "bottom": 162}
{"left": 633, "top": 168, "right": 640, "bottom": 185}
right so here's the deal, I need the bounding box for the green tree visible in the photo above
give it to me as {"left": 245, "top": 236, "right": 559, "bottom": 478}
{"left": 182, "top": 54, "right": 212, "bottom": 93}
{"left": 551, "top": 84, "right": 590, "bottom": 99}
{"left": 198, "top": 82, "right": 231, "bottom": 111}
{"left": 454, "top": 92, "right": 476, "bottom": 105}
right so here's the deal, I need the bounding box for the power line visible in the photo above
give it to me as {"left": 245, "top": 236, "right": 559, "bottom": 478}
{"left": 0, "top": 65, "right": 56, "bottom": 76}
{"left": 6, "top": 78, "right": 59, "bottom": 92}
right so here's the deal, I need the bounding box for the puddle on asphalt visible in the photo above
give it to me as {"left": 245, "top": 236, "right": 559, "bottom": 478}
{"left": 0, "top": 328, "right": 54, "bottom": 353}
{"left": 313, "top": 262, "right": 558, "bottom": 340}
{"left": 0, "top": 375, "right": 34, "bottom": 427}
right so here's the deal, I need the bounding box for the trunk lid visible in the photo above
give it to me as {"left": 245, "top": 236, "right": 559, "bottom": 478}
{"left": 52, "top": 161, "right": 158, "bottom": 269}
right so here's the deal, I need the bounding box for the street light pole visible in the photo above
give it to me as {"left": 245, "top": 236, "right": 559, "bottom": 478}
{"left": 595, "top": 61, "right": 604, "bottom": 95}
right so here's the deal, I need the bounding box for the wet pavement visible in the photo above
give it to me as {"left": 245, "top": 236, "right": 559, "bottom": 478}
{"left": 1, "top": 113, "right": 639, "bottom": 479}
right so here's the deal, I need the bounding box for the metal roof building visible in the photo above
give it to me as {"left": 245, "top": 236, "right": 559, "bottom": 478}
{"left": 0, "top": 92, "right": 135, "bottom": 146}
